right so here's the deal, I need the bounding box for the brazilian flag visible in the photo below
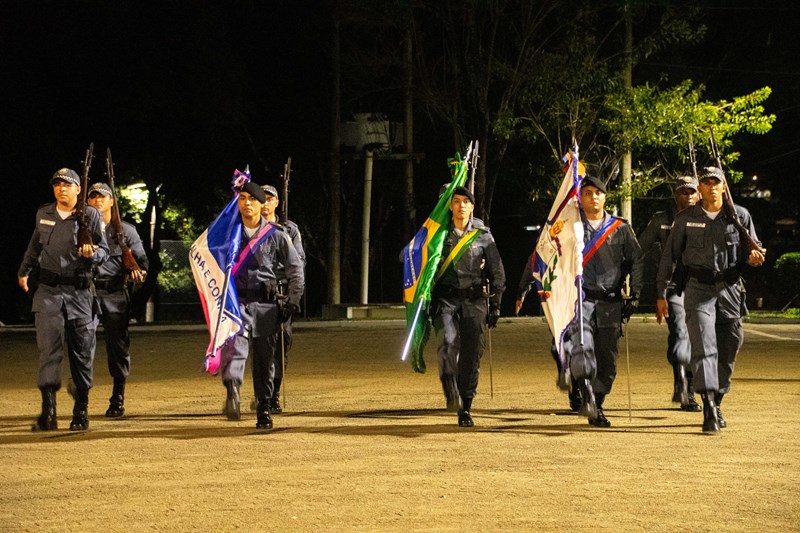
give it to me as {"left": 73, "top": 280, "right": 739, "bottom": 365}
{"left": 401, "top": 151, "right": 471, "bottom": 373}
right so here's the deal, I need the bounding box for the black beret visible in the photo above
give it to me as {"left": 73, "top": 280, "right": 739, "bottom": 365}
{"left": 240, "top": 181, "right": 267, "bottom": 203}
{"left": 452, "top": 186, "right": 475, "bottom": 204}
{"left": 581, "top": 175, "right": 607, "bottom": 194}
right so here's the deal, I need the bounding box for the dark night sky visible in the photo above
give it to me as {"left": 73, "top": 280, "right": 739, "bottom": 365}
{"left": 2, "top": 1, "right": 799, "bottom": 323}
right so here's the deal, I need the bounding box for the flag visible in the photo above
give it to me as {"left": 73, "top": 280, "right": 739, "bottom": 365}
{"left": 401, "top": 149, "right": 473, "bottom": 373}
{"left": 189, "top": 169, "right": 250, "bottom": 374}
{"left": 531, "top": 152, "right": 586, "bottom": 372}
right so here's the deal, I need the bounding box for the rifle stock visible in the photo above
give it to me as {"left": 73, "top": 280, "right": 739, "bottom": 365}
{"left": 106, "top": 148, "right": 144, "bottom": 274}
{"left": 708, "top": 131, "right": 765, "bottom": 255}
{"left": 76, "top": 143, "right": 94, "bottom": 247}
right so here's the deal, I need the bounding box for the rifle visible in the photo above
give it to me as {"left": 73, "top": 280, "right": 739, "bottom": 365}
{"left": 468, "top": 140, "right": 479, "bottom": 196}
{"left": 280, "top": 157, "right": 291, "bottom": 224}
{"left": 708, "top": 131, "right": 765, "bottom": 254}
{"left": 106, "top": 148, "right": 145, "bottom": 276}
{"left": 75, "top": 143, "right": 94, "bottom": 247}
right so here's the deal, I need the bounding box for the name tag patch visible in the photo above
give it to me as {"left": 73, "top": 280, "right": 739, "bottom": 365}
{"left": 660, "top": 224, "right": 672, "bottom": 230}
{"left": 39, "top": 219, "right": 56, "bottom": 226}
{"left": 686, "top": 222, "right": 706, "bottom": 228}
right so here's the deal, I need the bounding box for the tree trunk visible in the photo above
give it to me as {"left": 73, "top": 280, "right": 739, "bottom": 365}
{"left": 327, "top": 9, "right": 342, "bottom": 304}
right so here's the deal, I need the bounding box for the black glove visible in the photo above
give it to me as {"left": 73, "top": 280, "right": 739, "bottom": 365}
{"left": 487, "top": 305, "right": 501, "bottom": 329}
{"left": 280, "top": 302, "right": 298, "bottom": 323}
{"left": 621, "top": 298, "right": 638, "bottom": 323}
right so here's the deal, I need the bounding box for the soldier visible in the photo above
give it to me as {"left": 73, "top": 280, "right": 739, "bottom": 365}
{"left": 86, "top": 183, "right": 149, "bottom": 418}
{"left": 18, "top": 168, "right": 109, "bottom": 431}
{"left": 430, "top": 186, "right": 506, "bottom": 427}
{"left": 656, "top": 167, "right": 765, "bottom": 433}
{"left": 219, "top": 181, "right": 304, "bottom": 429}
{"left": 638, "top": 176, "right": 702, "bottom": 412}
{"left": 260, "top": 184, "right": 305, "bottom": 414}
{"left": 567, "top": 176, "right": 643, "bottom": 428}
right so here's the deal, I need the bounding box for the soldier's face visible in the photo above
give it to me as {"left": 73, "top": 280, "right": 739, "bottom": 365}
{"left": 52, "top": 180, "right": 80, "bottom": 207}
{"left": 238, "top": 191, "right": 263, "bottom": 218}
{"left": 260, "top": 195, "right": 279, "bottom": 218}
{"left": 450, "top": 194, "right": 474, "bottom": 223}
{"left": 580, "top": 185, "right": 605, "bottom": 217}
{"left": 88, "top": 193, "right": 113, "bottom": 215}
{"left": 674, "top": 188, "right": 699, "bottom": 211}
{"left": 698, "top": 178, "right": 725, "bottom": 204}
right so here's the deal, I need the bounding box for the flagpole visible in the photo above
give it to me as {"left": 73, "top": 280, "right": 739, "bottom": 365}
{"left": 401, "top": 297, "right": 425, "bottom": 361}
{"left": 207, "top": 266, "right": 233, "bottom": 368}
{"left": 572, "top": 145, "right": 585, "bottom": 347}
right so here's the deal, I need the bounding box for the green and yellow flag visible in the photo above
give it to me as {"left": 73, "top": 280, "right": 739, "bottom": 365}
{"left": 401, "top": 150, "right": 472, "bottom": 373}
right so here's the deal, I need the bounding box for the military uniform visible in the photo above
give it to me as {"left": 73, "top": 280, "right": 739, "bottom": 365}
{"left": 221, "top": 218, "right": 304, "bottom": 429}
{"left": 19, "top": 180, "right": 109, "bottom": 431}
{"left": 657, "top": 196, "right": 760, "bottom": 432}
{"left": 639, "top": 206, "right": 700, "bottom": 411}
{"left": 566, "top": 211, "right": 643, "bottom": 426}
{"left": 432, "top": 216, "right": 505, "bottom": 427}
{"left": 94, "top": 218, "right": 149, "bottom": 417}
{"left": 270, "top": 218, "right": 305, "bottom": 413}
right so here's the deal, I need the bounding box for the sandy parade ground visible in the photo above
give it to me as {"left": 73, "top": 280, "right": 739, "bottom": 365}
{"left": 0, "top": 317, "right": 798, "bottom": 532}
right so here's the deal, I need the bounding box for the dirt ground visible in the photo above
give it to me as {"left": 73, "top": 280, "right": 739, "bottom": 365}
{"left": 0, "top": 318, "right": 798, "bottom": 532}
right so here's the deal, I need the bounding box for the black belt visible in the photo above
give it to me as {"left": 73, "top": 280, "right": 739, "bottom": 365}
{"left": 583, "top": 288, "right": 622, "bottom": 302}
{"left": 238, "top": 289, "right": 277, "bottom": 303}
{"left": 94, "top": 278, "right": 126, "bottom": 292}
{"left": 686, "top": 267, "right": 739, "bottom": 285}
{"left": 39, "top": 270, "right": 90, "bottom": 289}
{"left": 435, "top": 285, "right": 484, "bottom": 300}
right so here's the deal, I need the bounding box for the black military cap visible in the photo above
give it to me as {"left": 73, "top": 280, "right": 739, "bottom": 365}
{"left": 673, "top": 176, "right": 699, "bottom": 192}
{"left": 261, "top": 184, "right": 278, "bottom": 198}
{"left": 700, "top": 167, "right": 725, "bottom": 183}
{"left": 240, "top": 181, "right": 267, "bottom": 203}
{"left": 88, "top": 182, "right": 114, "bottom": 197}
{"left": 50, "top": 168, "right": 80, "bottom": 186}
{"left": 581, "top": 175, "right": 607, "bottom": 194}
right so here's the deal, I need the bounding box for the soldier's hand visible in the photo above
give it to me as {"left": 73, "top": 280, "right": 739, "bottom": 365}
{"left": 621, "top": 297, "right": 638, "bottom": 323}
{"left": 130, "top": 270, "right": 147, "bottom": 283}
{"left": 78, "top": 244, "right": 97, "bottom": 258}
{"left": 747, "top": 248, "right": 766, "bottom": 267}
{"left": 280, "top": 302, "right": 299, "bottom": 323}
{"left": 487, "top": 305, "right": 501, "bottom": 329}
{"left": 18, "top": 276, "right": 29, "bottom": 293}
{"left": 656, "top": 298, "right": 669, "bottom": 325}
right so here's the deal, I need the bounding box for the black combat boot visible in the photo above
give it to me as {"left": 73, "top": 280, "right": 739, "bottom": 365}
{"left": 256, "top": 398, "right": 273, "bottom": 430}
{"left": 715, "top": 392, "right": 727, "bottom": 428}
{"left": 269, "top": 377, "right": 283, "bottom": 414}
{"left": 672, "top": 364, "right": 690, "bottom": 406}
{"left": 568, "top": 381, "right": 582, "bottom": 413}
{"left": 442, "top": 377, "right": 461, "bottom": 412}
{"left": 589, "top": 392, "right": 611, "bottom": 427}
{"left": 700, "top": 393, "right": 720, "bottom": 434}
{"left": 33, "top": 386, "right": 58, "bottom": 431}
{"left": 458, "top": 397, "right": 474, "bottom": 427}
{"left": 224, "top": 380, "right": 241, "bottom": 421}
{"left": 105, "top": 379, "right": 126, "bottom": 418}
{"left": 577, "top": 379, "right": 597, "bottom": 420}
{"left": 70, "top": 388, "right": 89, "bottom": 431}
{"left": 681, "top": 369, "right": 702, "bottom": 412}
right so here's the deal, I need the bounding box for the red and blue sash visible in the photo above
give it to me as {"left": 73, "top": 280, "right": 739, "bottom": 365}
{"left": 231, "top": 222, "right": 278, "bottom": 277}
{"left": 582, "top": 217, "right": 623, "bottom": 265}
